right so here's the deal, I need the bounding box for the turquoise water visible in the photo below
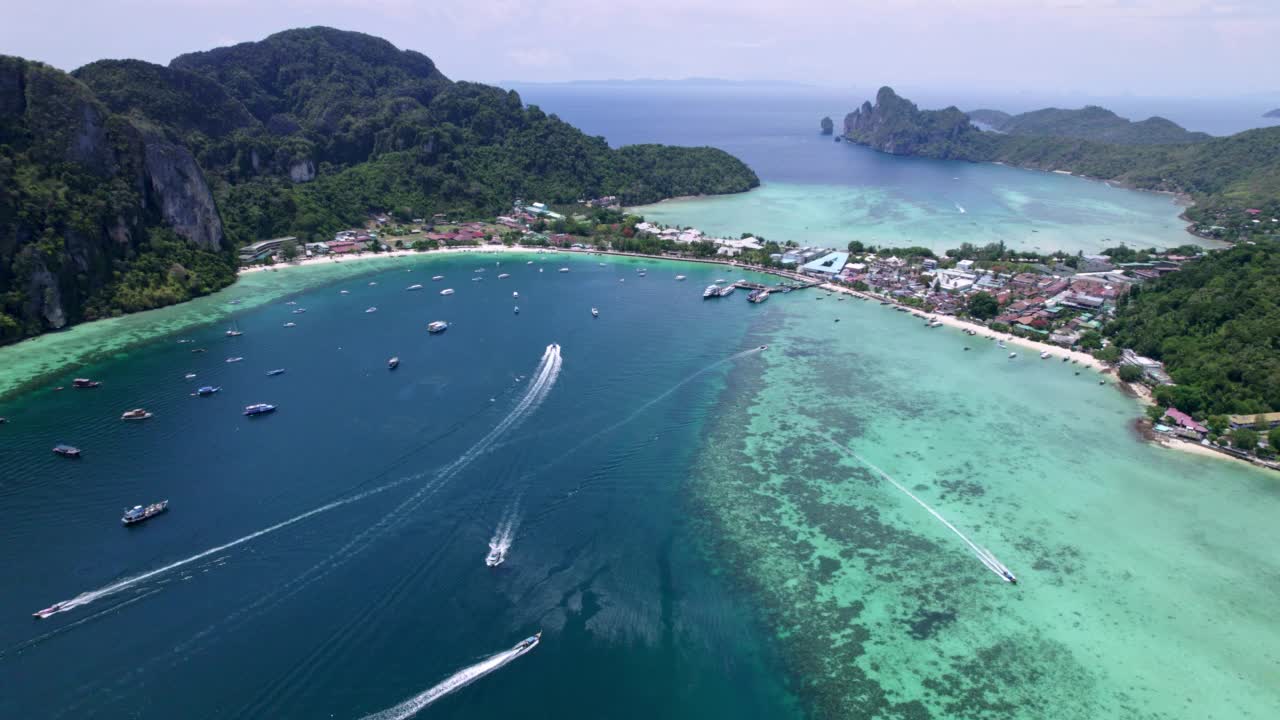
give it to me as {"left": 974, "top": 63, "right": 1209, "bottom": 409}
{"left": 0, "top": 255, "right": 799, "bottom": 719}
{"left": 693, "top": 292, "right": 1280, "bottom": 718}
{"left": 1, "top": 256, "right": 1277, "bottom": 719}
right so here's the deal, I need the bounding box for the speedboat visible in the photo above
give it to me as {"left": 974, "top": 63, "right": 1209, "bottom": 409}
{"left": 196, "top": 386, "right": 220, "bottom": 396}
{"left": 292, "top": 308, "right": 306, "bottom": 314}
{"left": 121, "top": 408, "right": 152, "bottom": 421}
{"left": 759, "top": 345, "right": 768, "bottom": 350}
{"left": 368, "top": 281, "right": 378, "bottom": 286}
{"left": 513, "top": 291, "right": 519, "bottom": 298}
{"left": 513, "top": 306, "right": 519, "bottom": 314}
{"left": 559, "top": 267, "right": 569, "bottom": 273}
{"left": 591, "top": 308, "right": 599, "bottom": 317}
{"left": 52, "top": 444, "right": 81, "bottom": 458}
{"left": 365, "top": 307, "right": 377, "bottom": 313}
{"left": 498, "top": 273, "right": 511, "bottom": 279}
{"left": 406, "top": 284, "right": 423, "bottom": 291}
{"left": 340, "top": 290, "right": 350, "bottom": 294}
{"left": 225, "top": 356, "right": 243, "bottom": 363}
{"left": 266, "top": 368, "right": 285, "bottom": 376}
{"left": 675, "top": 275, "right": 686, "bottom": 281}
{"left": 1040, "top": 351, "right": 1051, "bottom": 360}
{"left": 33, "top": 602, "right": 66, "bottom": 619}
{"left": 72, "top": 378, "right": 101, "bottom": 389}
{"left": 514, "top": 631, "right": 542, "bottom": 652}
{"left": 184, "top": 373, "right": 197, "bottom": 379}
{"left": 1002, "top": 570, "right": 1018, "bottom": 584}
{"left": 388, "top": 357, "right": 399, "bottom": 370}
{"left": 1008, "top": 352, "right": 1018, "bottom": 359}
{"left": 243, "top": 403, "right": 276, "bottom": 416}
{"left": 472, "top": 277, "right": 483, "bottom": 282}
{"left": 122, "top": 500, "right": 168, "bottom": 526}
{"left": 428, "top": 321, "right": 449, "bottom": 333}
{"left": 432, "top": 275, "right": 444, "bottom": 281}
{"left": 285, "top": 301, "right": 297, "bottom": 305}
{"left": 997, "top": 340, "right": 1006, "bottom": 348}
{"left": 225, "top": 329, "right": 242, "bottom": 337}
{"left": 283, "top": 322, "right": 296, "bottom": 328}
{"left": 440, "top": 288, "right": 455, "bottom": 295}
{"left": 527, "top": 261, "right": 533, "bottom": 265}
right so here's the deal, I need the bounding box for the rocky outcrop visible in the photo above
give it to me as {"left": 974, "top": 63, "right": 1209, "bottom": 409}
{"left": 820, "top": 116, "right": 833, "bottom": 135}
{"left": 140, "top": 129, "right": 226, "bottom": 249}
{"left": 843, "top": 86, "right": 988, "bottom": 160}
{"left": 289, "top": 159, "right": 316, "bottom": 182}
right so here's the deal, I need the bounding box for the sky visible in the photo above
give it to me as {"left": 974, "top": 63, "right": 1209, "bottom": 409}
{"left": 2, "top": 0, "right": 1277, "bottom": 98}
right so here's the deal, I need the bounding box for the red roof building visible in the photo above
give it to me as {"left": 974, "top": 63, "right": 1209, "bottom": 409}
{"left": 1164, "top": 407, "right": 1207, "bottom": 434}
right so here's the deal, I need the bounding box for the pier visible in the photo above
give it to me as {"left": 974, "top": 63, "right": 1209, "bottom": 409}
{"left": 732, "top": 278, "right": 822, "bottom": 293}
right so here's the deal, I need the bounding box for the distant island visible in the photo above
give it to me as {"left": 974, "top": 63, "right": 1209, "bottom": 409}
{"left": 1265, "top": 108, "right": 1280, "bottom": 118}
{"left": 0, "top": 28, "right": 759, "bottom": 344}
{"left": 838, "top": 86, "right": 1279, "bottom": 240}
{"left": 820, "top": 116, "right": 833, "bottom": 135}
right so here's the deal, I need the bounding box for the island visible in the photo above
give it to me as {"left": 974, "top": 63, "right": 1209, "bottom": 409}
{"left": 841, "top": 86, "right": 1280, "bottom": 242}
{"left": 0, "top": 28, "right": 760, "bottom": 345}
{"left": 820, "top": 116, "right": 833, "bottom": 135}
{"left": 1265, "top": 108, "right": 1280, "bottom": 118}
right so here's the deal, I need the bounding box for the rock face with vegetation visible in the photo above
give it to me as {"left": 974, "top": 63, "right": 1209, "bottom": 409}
{"left": 966, "top": 105, "right": 1210, "bottom": 145}
{"left": 820, "top": 116, "right": 833, "bottom": 135}
{"left": 0, "top": 27, "right": 759, "bottom": 344}
{"left": 841, "top": 86, "right": 1280, "bottom": 238}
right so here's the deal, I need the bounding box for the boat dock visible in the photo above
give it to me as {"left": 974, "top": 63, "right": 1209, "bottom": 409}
{"left": 732, "top": 279, "right": 822, "bottom": 293}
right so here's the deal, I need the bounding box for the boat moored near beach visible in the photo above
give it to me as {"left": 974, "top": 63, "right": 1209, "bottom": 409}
{"left": 122, "top": 500, "right": 168, "bottom": 525}
{"left": 72, "top": 378, "right": 101, "bottom": 389}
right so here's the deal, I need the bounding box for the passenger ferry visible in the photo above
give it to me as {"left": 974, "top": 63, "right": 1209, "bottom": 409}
{"left": 703, "top": 284, "right": 721, "bottom": 298}
{"left": 122, "top": 500, "right": 168, "bottom": 526}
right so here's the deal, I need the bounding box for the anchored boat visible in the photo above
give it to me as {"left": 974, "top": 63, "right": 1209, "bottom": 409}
{"left": 121, "top": 408, "right": 153, "bottom": 421}
{"left": 243, "top": 403, "right": 276, "bottom": 416}
{"left": 122, "top": 500, "right": 168, "bottom": 526}
{"left": 428, "top": 321, "right": 449, "bottom": 333}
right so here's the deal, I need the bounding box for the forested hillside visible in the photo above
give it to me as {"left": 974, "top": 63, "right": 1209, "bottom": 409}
{"left": 965, "top": 105, "right": 1210, "bottom": 145}
{"left": 0, "top": 28, "right": 758, "bottom": 344}
{"left": 1108, "top": 239, "right": 1280, "bottom": 414}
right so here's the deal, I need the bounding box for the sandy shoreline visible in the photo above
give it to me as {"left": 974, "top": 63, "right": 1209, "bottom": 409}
{"left": 239, "top": 244, "right": 529, "bottom": 275}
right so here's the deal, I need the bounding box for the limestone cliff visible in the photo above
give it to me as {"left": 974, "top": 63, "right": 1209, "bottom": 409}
{"left": 842, "top": 86, "right": 992, "bottom": 160}
{"left": 820, "top": 116, "right": 833, "bottom": 135}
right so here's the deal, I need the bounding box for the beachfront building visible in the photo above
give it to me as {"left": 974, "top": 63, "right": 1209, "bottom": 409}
{"left": 1163, "top": 408, "right": 1208, "bottom": 437}
{"left": 1120, "top": 349, "right": 1173, "bottom": 385}
{"left": 1227, "top": 412, "right": 1280, "bottom": 430}
{"left": 801, "top": 251, "right": 850, "bottom": 277}
{"left": 238, "top": 236, "right": 296, "bottom": 263}
{"left": 304, "top": 242, "right": 329, "bottom": 256}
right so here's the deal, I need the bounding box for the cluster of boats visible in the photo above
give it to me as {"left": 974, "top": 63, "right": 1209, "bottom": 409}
{"left": 702, "top": 283, "right": 738, "bottom": 298}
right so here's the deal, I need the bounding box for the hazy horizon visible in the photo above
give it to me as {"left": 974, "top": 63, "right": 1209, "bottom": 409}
{"left": 3, "top": 1, "right": 1277, "bottom": 100}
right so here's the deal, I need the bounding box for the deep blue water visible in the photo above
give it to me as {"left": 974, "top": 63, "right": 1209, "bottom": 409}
{"left": 0, "top": 254, "right": 800, "bottom": 719}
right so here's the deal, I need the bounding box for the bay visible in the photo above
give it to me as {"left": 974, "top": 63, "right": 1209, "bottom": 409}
{"left": 511, "top": 83, "right": 1217, "bottom": 254}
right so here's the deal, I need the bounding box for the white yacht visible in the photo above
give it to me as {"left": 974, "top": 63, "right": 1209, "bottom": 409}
{"left": 440, "top": 288, "right": 455, "bottom": 295}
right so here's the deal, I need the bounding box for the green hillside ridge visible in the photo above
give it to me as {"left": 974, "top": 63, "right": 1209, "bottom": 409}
{"left": 0, "top": 27, "right": 758, "bottom": 345}
{"left": 966, "top": 105, "right": 1210, "bottom": 145}
{"left": 843, "top": 86, "right": 1280, "bottom": 239}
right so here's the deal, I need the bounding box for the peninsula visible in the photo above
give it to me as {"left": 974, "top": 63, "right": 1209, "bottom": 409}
{"left": 0, "top": 28, "right": 758, "bottom": 345}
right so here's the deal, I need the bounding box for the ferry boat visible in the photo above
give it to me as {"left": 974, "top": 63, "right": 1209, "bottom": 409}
{"left": 72, "top": 378, "right": 101, "bottom": 389}
{"left": 243, "top": 403, "right": 276, "bottom": 416}
{"left": 703, "top": 284, "right": 721, "bottom": 298}
{"left": 406, "top": 284, "right": 423, "bottom": 291}
{"left": 428, "top": 321, "right": 449, "bottom": 333}
{"left": 122, "top": 500, "right": 168, "bottom": 526}
{"left": 432, "top": 275, "right": 444, "bottom": 281}
{"left": 121, "top": 408, "right": 152, "bottom": 421}
{"left": 226, "top": 356, "right": 243, "bottom": 363}
{"left": 440, "top": 288, "right": 455, "bottom": 296}
{"left": 266, "top": 368, "right": 285, "bottom": 376}
{"left": 388, "top": 357, "right": 399, "bottom": 370}
{"left": 196, "top": 386, "right": 220, "bottom": 396}
{"left": 52, "top": 444, "right": 81, "bottom": 458}
{"left": 591, "top": 307, "right": 599, "bottom": 317}
{"left": 717, "top": 284, "right": 736, "bottom": 297}
{"left": 747, "top": 289, "right": 770, "bottom": 304}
